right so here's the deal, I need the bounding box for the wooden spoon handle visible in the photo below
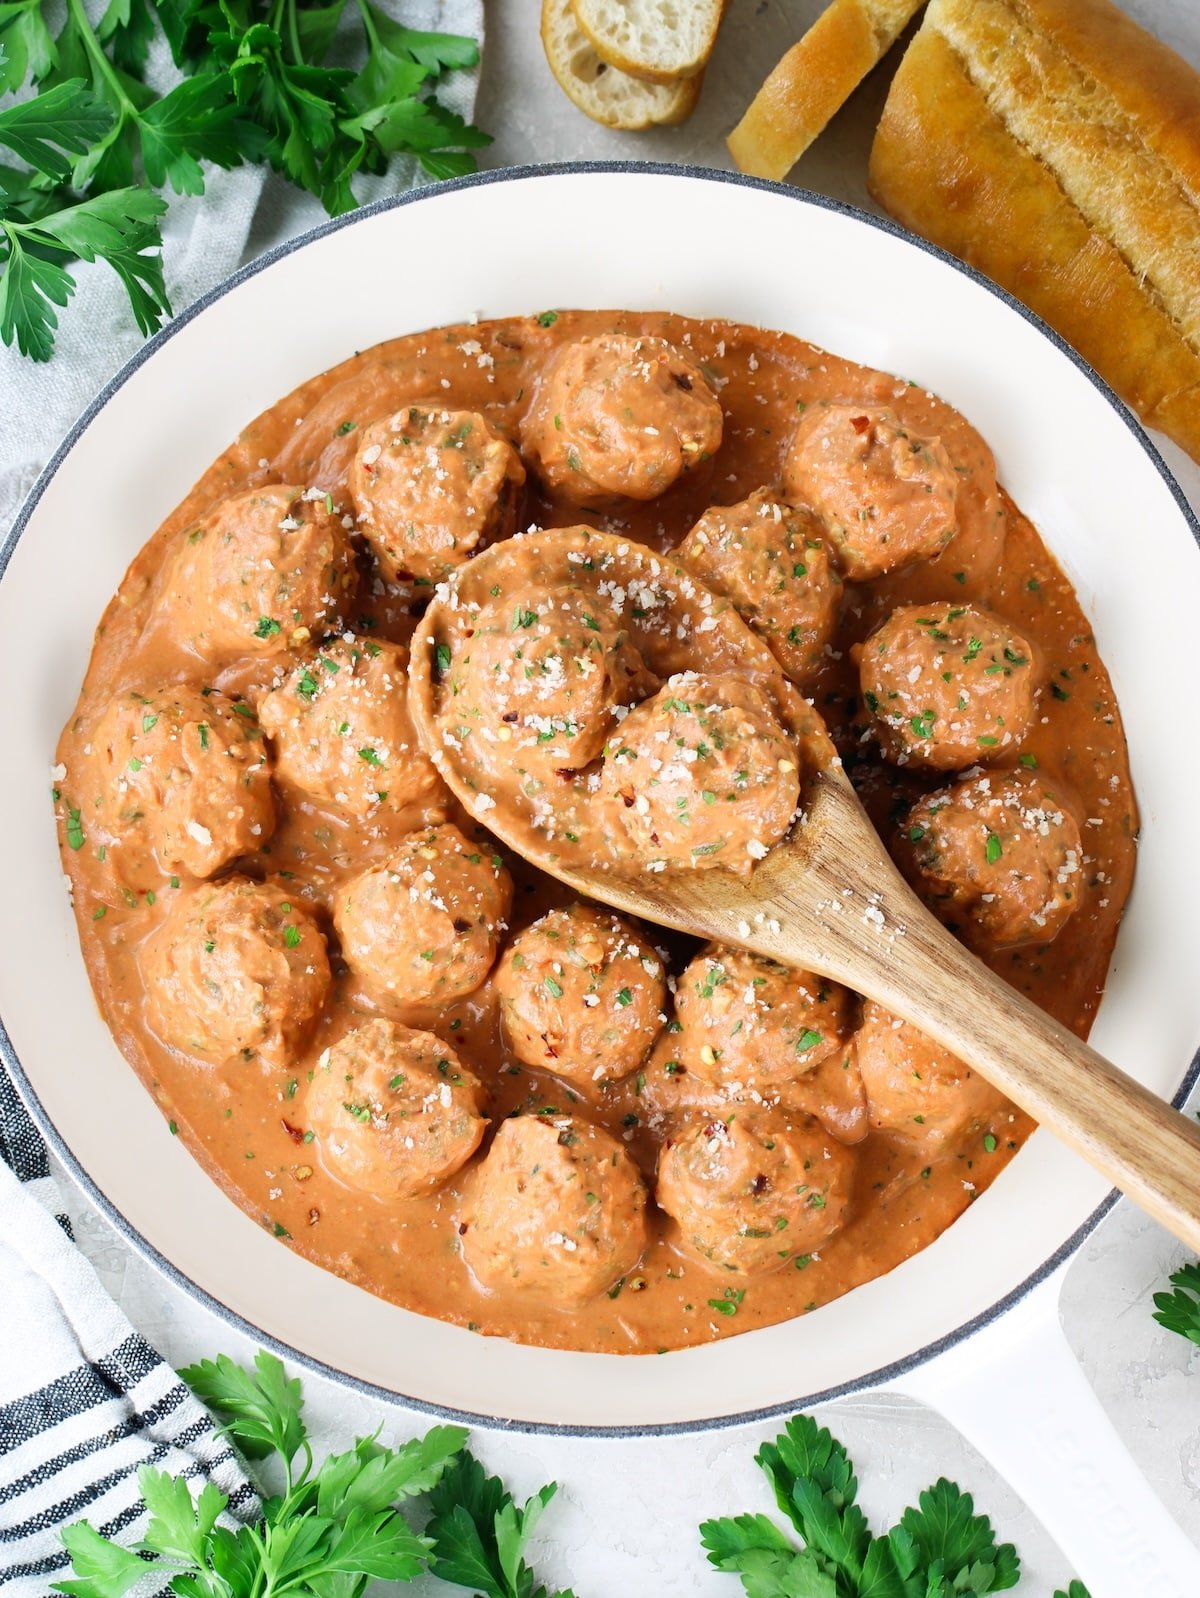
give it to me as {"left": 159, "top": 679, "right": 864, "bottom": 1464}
{"left": 759, "top": 779, "right": 1200, "bottom": 1252}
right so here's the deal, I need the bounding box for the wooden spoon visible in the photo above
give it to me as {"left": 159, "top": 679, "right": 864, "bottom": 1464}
{"left": 446, "top": 755, "right": 1200, "bottom": 1252}
{"left": 406, "top": 523, "right": 1200, "bottom": 1251}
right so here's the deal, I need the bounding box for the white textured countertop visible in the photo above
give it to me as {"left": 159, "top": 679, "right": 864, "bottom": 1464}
{"left": 62, "top": 0, "right": 1200, "bottom": 1590}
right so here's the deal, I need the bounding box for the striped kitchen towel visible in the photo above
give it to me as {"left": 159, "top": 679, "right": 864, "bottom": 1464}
{"left": 0, "top": 1066, "right": 256, "bottom": 1593}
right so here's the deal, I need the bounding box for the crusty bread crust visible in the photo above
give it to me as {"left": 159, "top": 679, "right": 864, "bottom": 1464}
{"left": 727, "top": 0, "right": 924, "bottom": 181}
{"left": 541, "top": 0, "right": 702, "bottom": 128}
{"left": 868, "top": 3, "right": 1200, "bottom": 464}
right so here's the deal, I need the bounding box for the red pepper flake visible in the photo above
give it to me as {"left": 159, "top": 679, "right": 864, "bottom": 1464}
{"left": 849, "top": 414, "right": 871, "bottom": 435}
{"left": 281, "top": 1118, "right": 305, "bottom": 1144}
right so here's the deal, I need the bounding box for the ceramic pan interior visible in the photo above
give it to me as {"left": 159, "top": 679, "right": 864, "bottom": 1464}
{"left": 3, "top": 165, "right": 1199, "bottom": 1432}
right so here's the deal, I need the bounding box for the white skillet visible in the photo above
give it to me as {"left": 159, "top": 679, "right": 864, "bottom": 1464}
{"left": 1, "top": 167, "right": 1197, "bottom": 1592}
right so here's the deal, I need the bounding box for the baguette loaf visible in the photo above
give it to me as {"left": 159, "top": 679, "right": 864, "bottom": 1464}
{"left": 727, "top": 0, "right": 925, "bottom": 181}
{"left": 541, "top": 0, "right": 702, "bottom": 128}
{"left": 869, "top": 0, "right": 1200, "bottom": 464}
{"left": 571, "top": 0, "right": 723, "bottom": 84}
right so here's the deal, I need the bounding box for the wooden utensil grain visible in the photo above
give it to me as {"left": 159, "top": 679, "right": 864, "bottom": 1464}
{"left": 436, "top": 747, "right": 1200, "bottom": 1253}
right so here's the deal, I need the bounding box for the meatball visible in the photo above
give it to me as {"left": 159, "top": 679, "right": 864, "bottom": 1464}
{"left": 674, "top": 946, "right": 853, "bottom": 1092}
{"left": 520, "top": 334, "right": 723, "bottom": 507}
{"left": 162, "top": 485, "right": 356, "bottom": 658}
{"left": 494, "top": 905, "right": 666, "bottom": 1086}
{"left": 334, "top": 823, "right": 512, "bottom": 1008}
{"left": 140, "top": 876, "right": 330, "bottom": 1067}
{"left": 459, "top": 1115, "right": 648, "bottom": 1305}
{"left": 349, "top": 407, "right": 524, "bottom": 584}
{"left": 306, "top": 1020, "right": 486, "bottom": 1198}
{"left": 905, "top": 771, "right": 1083, "bottom": 949}
{"left": 860, "top": 604, "right": 1038, "bottom": 770}
{"left": 657, "top": 1110, "right": 855, "bottom": 1276}
{"left": 676, "top": 489, "right": 842, "bottom": 682}
{"left": 599, "top": 672, "right": 800, "bottom": 870}
{"left": 451, "top": 583, "right": 657, "bottom": 780}
{"left": 854, "top": 1001, "right": 1002, "bottom": 1153}
{"left": 259, "top": 637, "right": 444, "bottom": 817}
{"left": 89, "top": 685, "right": 274, "bottom": 886}
{"left": 783, "top": 403, "right": 958, "bottom": 579}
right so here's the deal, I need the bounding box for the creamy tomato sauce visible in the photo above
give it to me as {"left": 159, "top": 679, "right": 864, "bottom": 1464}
{"left": 54, "top": 311, "right": 1136, "bottom": 1353}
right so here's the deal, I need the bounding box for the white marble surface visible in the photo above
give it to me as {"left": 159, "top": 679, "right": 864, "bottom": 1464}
{"left": 55, "top": 0, "right": 1200, "bottom": 1590}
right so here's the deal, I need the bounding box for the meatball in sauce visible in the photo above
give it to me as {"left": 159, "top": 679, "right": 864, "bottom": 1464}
{"left": 307, "top": 1021, "right": 487, "bottom": 1199}
{"left": 140, "top": 876, "right": 329, "bottom": 1068}
{"left": 783, "top": 403, "right": 958, "bottom": 579}
{"left": 859, "top": 603, "right": 1039, "bottom": 770}
{"left": 259, "top": 636, "right": 444, "bottom": 818}
{"left": 521, "top": 334, "right": 724, "bottom": 506}
{"left": 349, "top": 406, "right": 524, "bottom": 584}
{"left": 334, "top": 823, "right": 512, "bottom": 1009}
{"left": 86, "top": 685, "right": 274, "bottom": 887}
{"left": 494, "top": 904, "right": 666, "bottom": 1087}
{"left": 657, "top": 1110, "right": 856, "bottom": 1277}
{"left": 459, "top": 1116, "right": 648, "bottom": 1305}
{"left": 904, "top": 771, "right": 1084, "bottom": 950}
{"left": 598, "top": 672, "right": 801, "bottom": 872}
{"left": 156, "top": 485, "right": 356, "bottom": 661}
{"left": 676, "top": 488, "right": 842, "bottom": 683}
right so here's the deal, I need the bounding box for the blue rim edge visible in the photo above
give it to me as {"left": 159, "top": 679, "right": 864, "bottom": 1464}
{"left": 3, "top": 160, "right": 1199, "bottom": 1440}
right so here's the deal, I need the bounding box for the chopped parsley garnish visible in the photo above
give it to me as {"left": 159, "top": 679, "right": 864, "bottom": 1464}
{"left": 283, "top": 924, "right": 301, "bottom": 949}
{"left": 254, "top": 616, "right": 281, "bottom": 638}
{"left": 537, "top": 309, "right": 558, "bottom": 326}
{"left": 707, "top": 1288, "right": 745, "bottom": 1317}
{"left": 544, "top": 975, "right": 564, "bottom": 999}
{"left": 435, "top": 642, "right": 452, "bottom": 674}
{"left": 985, "top": 831, "right": 1003, "bottom": 865}
{"left": 795, "top": 1029, "right": 823, "bottom": 1053}
{"left": 357, "top": 747, "right": 384, "bottom": 767}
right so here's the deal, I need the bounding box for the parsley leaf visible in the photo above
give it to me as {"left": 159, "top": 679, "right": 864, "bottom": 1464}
{"left": 0, "top": 80, "right": 111, "bottom": 177}
{"left": 1053, "top": 1585, "right": 1091, "bottom": 1598}
{"left": 0, "top": 186, "right": 169, "bottom": 359}
{"left": 702, "top": 1413, "right": 1019, "bottom": 1598}
{"left": 0, "top": 0, "right": 56, "bottom": 93}
{"left": 180, "top": 1347, "right": 307, "bottom": 1463}
{"left": 427, "top": 1449, "right": 576, "bottom": 1598}
{"left": 1152, "top": 1259, "right": 1200, "bottom": 1348}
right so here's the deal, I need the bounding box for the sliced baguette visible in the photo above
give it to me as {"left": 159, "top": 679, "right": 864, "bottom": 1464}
{"left": 868, "top": 0, "right": 1200, "bottom": 464}
{"left": 570, "top": 0, "right": 723, "bottom": 84}
{"left": 727, "top": 0, "right": 924, "bottom": 180}
{"left": 542, "top": 0, "right": 702, "bottom": 128}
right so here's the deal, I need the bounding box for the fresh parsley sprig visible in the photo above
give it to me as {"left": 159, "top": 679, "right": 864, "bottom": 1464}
{"left": 0, "top": 0, "right": 487, "bottom": 361}
{"left": 426, "top": 1450, "right": 576, "bottom": 1598}
{"left": 53, "top": 1349, "right": 570, "bottom": 1598}
{"left": 701, "top": 1412, "right": 1023, "bottom": 1598}
{"left": 1152, "top": 1260, "right": 1200, "bottom": 1349}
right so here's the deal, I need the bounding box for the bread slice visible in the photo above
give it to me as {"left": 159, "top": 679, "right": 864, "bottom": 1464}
{"left": 570, "top": 0, "right": 723, "bottom": 84}
{"left": 727, "top": 0, "right": 924, "bottom": 181}
{"left": 542, "top": 0, "right": 702, "bottom": 128}
{"left": 868, "top": 0, "right": 1200, "bottom": 464}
